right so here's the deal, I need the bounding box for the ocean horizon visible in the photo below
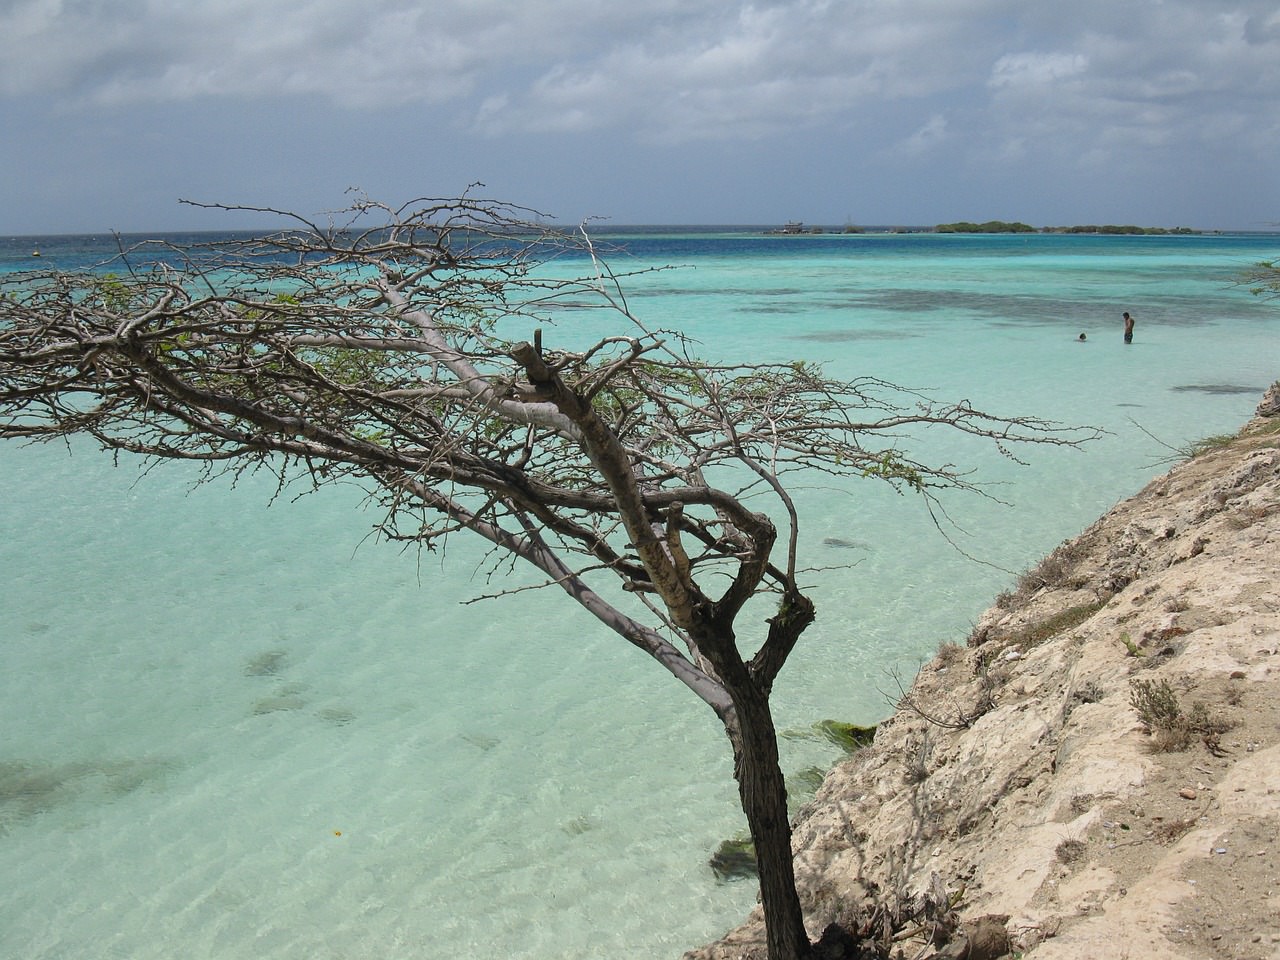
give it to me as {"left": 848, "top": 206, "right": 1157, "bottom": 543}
{"left": 2, "top": 227, "right": 1278, "bottom": 959}
{"left": 9, "top": 222, "right": 1277, "bottom": 244}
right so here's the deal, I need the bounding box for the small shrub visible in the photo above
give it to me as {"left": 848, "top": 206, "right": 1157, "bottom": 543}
{"left": 1055, "top": 838, "right": 1087, "bottom": 864}
{"left": 1225, "top": 681, "right": 1245, "bottom": 707}
{"left": 1129, "top": 677, "right": 1187, "bottom": 747}
{"left": 1072, "top": 681, "right": 1105, "bottom": 705}
{"left": 1129, "top": 678, "right": 1231, "bottom": 751}
{"left": 935, "top": 641, "right": 965, "bottom": 667}
{"left": 1183, "top": 433, "right": 1237, "bottom": 458}
{"left": 1069, "top": 794, "right": 1095, "bottom": 815}
{"left": 1019, "top": 540, "right": 1090, "bottom": 593}
{"left": 1185, "top": 700, "right": 1233, "bottom": 736}
{"left": 903, "top": 733, "right": 932, "bottom": 784}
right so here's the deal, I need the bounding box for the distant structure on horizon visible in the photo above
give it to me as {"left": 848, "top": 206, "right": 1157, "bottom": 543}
{"left": 766, "top": 221, "right": 911, "bottom": 235}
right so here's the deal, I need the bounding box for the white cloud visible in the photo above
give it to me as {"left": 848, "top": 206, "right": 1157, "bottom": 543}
{"left": 4, "top": 0, "right": 1277, "bottom": 139}
{"left": 0, "top": 2, "right": 996, "bottom": 124}
{"left": 988, "top": 52, "right": 1088, "bottom": 89}
{"left": 901, "top": 114, "right": 948, "bottom": 155}
{"left": 463, "top": 2, "right": 991, "bottom": 141}
{"left": 3, "top": 0, "right": 1279, "bottom": 231}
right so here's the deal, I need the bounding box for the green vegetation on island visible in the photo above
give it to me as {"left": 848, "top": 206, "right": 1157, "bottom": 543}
{"left": 935, "top": 220, "right": 1201, "bottom": 235}
{"left": 1044, "top": 224, "right": 1200, "bottom": 235}
{"left": 934, "top": 220, "right": 1036, "bottom": 234}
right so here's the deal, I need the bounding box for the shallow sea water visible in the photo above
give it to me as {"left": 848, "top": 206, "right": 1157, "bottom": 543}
{"left": 1, "top": 229, "right": 1277, "bottom": 958}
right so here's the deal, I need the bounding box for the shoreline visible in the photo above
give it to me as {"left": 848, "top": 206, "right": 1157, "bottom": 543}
{"left": 690, "top": 382, "right": 1280, "bottom": 959}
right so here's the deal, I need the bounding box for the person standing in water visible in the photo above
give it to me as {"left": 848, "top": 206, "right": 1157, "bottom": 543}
{"left": 1123, "top": 311, "right": 1135, "bottom": 344}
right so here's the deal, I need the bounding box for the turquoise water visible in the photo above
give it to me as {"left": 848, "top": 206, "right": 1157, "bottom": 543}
{"left": 1, "top": 229, "right": 1278, "bottom": 959}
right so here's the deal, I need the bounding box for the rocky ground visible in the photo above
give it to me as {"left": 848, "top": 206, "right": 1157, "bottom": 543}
{"left": 689, "top": 388, "right": 1280, "bottom": 960}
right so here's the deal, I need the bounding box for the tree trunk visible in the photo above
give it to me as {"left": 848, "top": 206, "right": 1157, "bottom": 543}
{"left": 732, "top": 687, "right": 812, "bottom": 960}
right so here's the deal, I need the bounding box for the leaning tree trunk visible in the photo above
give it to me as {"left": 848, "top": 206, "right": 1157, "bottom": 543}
{"left": 732, "top": 685, "right": 812, "bottom": 960}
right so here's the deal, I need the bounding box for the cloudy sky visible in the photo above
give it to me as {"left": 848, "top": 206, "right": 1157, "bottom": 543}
{"left": 2, "top": 0, "right": 1278, "bottom": 234}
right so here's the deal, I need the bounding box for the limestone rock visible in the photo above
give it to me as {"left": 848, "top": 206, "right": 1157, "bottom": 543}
{"left": 1256, "top": 379, "right": 1280, "bottom": 417}
{"left": 690, "top": 389, "right": 1280, "bottom": 960}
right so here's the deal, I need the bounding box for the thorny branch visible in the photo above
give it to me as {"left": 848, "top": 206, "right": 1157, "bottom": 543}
{"left": 0, "top": 196, "right": 1098, "bottom": 723}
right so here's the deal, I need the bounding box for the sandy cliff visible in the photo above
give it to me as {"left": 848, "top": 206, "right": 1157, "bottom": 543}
{"left": 691, "top": 385, "right": 1280, "bottom": 960}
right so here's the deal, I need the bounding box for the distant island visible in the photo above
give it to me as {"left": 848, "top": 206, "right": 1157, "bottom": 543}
{"left": 934, "top": 220, "right": 1036, "bottom": 233}
{"left": 936, "top": 220, "right": 1200, "bottom": 235}
{"left": 1042, "top": 223, "right": 1201, "bottom": 235}
{"left": 768, "top": 220, "right": 1203, "bottom": 236}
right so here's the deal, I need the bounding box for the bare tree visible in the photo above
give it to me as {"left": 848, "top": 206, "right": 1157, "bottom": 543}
{"left": 0, "top": 196, "right": 1094, "bottom": 960}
